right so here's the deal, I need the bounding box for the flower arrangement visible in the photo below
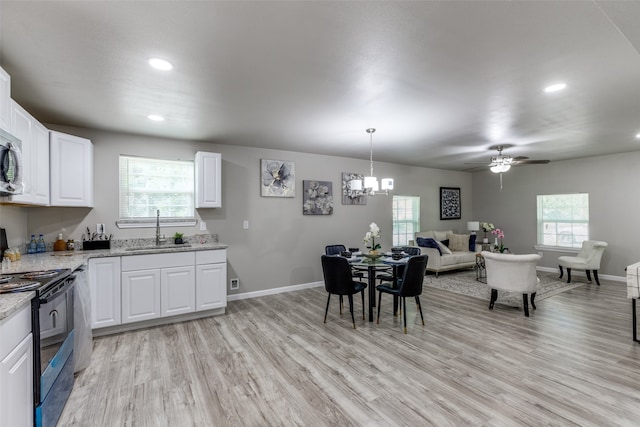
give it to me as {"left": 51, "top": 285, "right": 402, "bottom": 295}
{"left": 363, "top": 222, "right": 382, "bottom": 253}
{"left": 481, "top": 222, "right": 495, "bottom": 232}
{"left": 491, "top": 228, "right": 507, "bottom": 253}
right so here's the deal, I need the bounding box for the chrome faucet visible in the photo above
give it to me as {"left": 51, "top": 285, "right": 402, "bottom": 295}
{"left": 155, "top": 209, "right": 161, "bottom": 246}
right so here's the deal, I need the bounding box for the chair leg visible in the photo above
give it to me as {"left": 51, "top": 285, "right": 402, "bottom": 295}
{"left": 348, "top": 294, "right": 356, "bottom": 329}
{"left": 489, "top": 289, "right": 498, "bottom": 310}
{"left": 566, "top": 268, "right": 572, "bottom": 284}
{"left": 415, "top": 296, "right": 425, "bottom": 326}
{"left": 324, "top": 294, "right": 331, "bottom": 323}
{"left": 593, "top": 270, "right": 601, "bottom": 286}
{"left": 586, "top": 270, "right": 592, "bottom": 282}
{"left": 522, "top": 294, "right": 529, "bottom": 317}
{"left": 531, "top": 292, "right": 536, "bottom": 310}
{"left": 361, "top": 290, "right": 366, "bottom": 320}
{"left": 339, "top": 295, "right": 343, "bottom": 314}
{"left": 559, "top": 265, "right": 564, "bottom": 279}
{"left": 403, "top": 297, "right": 408, "bottom": 334}
{"left": 376, "top": 291, "right": 382, "bottom": 324}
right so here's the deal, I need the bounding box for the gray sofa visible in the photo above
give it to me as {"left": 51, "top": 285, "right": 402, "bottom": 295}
{"left": 410, "top": 230, "right": 480, "bottom": 276}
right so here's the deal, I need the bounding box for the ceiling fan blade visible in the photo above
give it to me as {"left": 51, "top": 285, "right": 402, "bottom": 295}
{"left": 512, "top": 156, "right": 529, "bottom": 161}
{"left": 464, "top": 162, "right": 491, "bottom": 165}
{"left": 513, "top": 159, "right": 550, "bottom": 165}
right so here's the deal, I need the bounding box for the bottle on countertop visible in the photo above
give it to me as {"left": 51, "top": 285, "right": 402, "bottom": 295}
{"left": 28, "top": 234, "right": 37, "bottom": 254}
{"left": 54, "top": 234, "right": 66, "bottom": 251}
{"left": 36, "top": 234, "right": 46, "bottom": 253}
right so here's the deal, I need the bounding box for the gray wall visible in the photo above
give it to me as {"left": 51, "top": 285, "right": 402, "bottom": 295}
{"left": 471, "top": 150, "right": 640, "bottom": 277}
{"left": 23, "top": 125, "right": 474, "bottom": 294}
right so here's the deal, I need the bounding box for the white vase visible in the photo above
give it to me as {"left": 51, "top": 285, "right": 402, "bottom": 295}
{"left": 482, "top": 237, "right": 488, "bottom": 244}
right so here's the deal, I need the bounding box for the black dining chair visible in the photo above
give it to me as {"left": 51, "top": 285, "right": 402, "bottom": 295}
{"left": 325, "top": 244, "right": 365, "bottom": 281}
{"left": 376, "top": 255, "right": 428, "bottom": 334}
{"left": 321, "top": 255, "right": 367, "bottom": 328}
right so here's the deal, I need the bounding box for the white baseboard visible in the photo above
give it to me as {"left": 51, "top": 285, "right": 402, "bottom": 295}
{"left": 536, "top": 266, "right": 626, "bottom": 283}
{"left": 227, "top": 281, "right": 324, "bottom": 302}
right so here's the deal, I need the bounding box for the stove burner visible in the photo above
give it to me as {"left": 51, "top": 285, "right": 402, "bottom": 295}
{"left": 21, "top": 270, "right": 60, "bottom": 279}
{"left": 0, "top": 280, "right": 41, "bottom": 293}
{"left": 0, "top": 275, "right": 13, "bottom": 284}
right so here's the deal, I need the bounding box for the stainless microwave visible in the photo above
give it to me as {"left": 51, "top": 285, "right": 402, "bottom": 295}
{"left": 0, "top": 127, "right": 23, "bottom": 196}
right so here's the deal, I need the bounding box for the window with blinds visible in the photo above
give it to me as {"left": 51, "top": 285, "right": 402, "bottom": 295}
{"left": 119, "top": 155, "right": 195, "bottom": 219}
{"left": 392, "top": 195, "right": 420, "bottom": 246}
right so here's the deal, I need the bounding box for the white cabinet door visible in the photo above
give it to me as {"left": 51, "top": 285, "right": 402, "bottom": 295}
{"left": 161, "top": 266, "right": 195, "bottom": 317}
{"left": 0, "top": 66, "right": 10, "bottom": 131}
{"left": 89, "top": 257, "right": 121, "bottom": 329}
{"left": 49, "top": 131, "right": 93, "bottom": 207}
{"left": 195, "top": 263, "right": 227, "bottom": 311}
{"left": 122, "top": 269, "right": 161, "bottom": 323}
{"left": 195, "top": 151, "right": 221, "bottom": 208}
{"left": 31, "top": 121, "right": 50, "bottom": 205}
{"left": 0, "top": 334, "right": 33, "bottom": 427}
{"left": 7, "top": 101, "right": 33, "bottom": 203}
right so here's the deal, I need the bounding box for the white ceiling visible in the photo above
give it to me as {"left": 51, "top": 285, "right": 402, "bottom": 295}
{"left": 1, "top": 1, "right": 639, "bottom": 171}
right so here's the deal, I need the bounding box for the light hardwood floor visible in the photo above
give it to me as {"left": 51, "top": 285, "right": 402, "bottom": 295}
{"left": 59, "top": 277, "right": 640, "bottom": 426}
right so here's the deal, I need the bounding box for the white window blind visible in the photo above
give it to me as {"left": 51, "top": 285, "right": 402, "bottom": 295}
{"left": 536, "top": 193, "right": 589, "bottom": 248}
{"left": 392, "top": 195, "right": 420, "bottom": 246}
{"left": 119, "top": 155, "right": 194, "bottom": 219}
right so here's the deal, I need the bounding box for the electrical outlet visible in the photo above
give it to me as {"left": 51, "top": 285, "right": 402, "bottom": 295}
{"left": 96, "top": 223, "right": 105, "bottom": 234}
{"left": 243, "top": 220, "right": 249, "bottom": 230}
{"left": 199, "top": 221, "right": 207, "bottom": 231}
{"left": 230, "top": 278, "right": 240, "bottom": 290}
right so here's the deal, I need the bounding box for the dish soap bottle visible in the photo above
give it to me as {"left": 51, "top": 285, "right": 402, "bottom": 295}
{"left": 28, "top": 234, "right": 37, "bottom": 254}
{"left": 54, "top": 234, "right": 66, "bottom": 251}
{"left": 36, "top": 234, "right": 46, "bottom": 253}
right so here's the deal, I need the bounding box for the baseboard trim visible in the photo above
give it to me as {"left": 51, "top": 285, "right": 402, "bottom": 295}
{"left": 227, "top": 281, "right": 324, "bottom": 302}
{"left": 536, "top": 266, "right": 626, "bottom": 283}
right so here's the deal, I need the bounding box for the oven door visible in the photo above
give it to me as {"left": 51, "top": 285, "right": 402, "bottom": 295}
{"left": 33, "top": 275, "right": 75, "bottom": 406}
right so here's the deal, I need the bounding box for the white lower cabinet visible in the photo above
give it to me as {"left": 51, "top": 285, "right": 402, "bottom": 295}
{"left": 89, "top": 257, "right": 121, "bottom": 329}
{"left": 196, "top": 250, "right": 227, "bottom": 311}
{"left": 122, "top": 269, "right": 161, "bottom": 324}
{"left": 161, "top": 266, "right": 195, "bottom": 317}
{"left": 0, "top": 305, "right": 33, "bottom": 427}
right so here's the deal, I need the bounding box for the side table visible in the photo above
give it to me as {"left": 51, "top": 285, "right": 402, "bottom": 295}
{"left": 475, "top": 253, "right": 486, "bottom": 283}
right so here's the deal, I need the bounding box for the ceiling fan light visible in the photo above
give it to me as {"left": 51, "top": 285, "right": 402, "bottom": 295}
{"left": 490, "top": 164, "right": 511, "bottom": 173}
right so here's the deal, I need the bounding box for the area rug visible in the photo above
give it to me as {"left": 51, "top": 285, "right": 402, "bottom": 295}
{"left": 424, "top": 269, "right": 584, "bottom": 307}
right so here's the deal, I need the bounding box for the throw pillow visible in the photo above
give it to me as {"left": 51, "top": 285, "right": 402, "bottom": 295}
{"left": 446, "top": 233, "right": 469, "bottom": 252}
{"left": 436, "top": 240, "right": 452, "bottom": 255}
{"left": 416, "top": 237, "right": 442, "bottom": 255}
{"left": 469, "top": 234, "right": 477, "bottom": 251}
{"left": 441, "top": 239, "right": 450, "bottom": 247}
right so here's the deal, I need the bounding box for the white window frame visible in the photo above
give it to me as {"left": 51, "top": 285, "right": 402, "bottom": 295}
{"left": 116, "top": 155, "right": 196, "bottom": 228}
{"left": 392, "top": 195, "right": 420, "bottom": 246}
{"left": 536, "top": 193, "right": 589, "bottom": 250}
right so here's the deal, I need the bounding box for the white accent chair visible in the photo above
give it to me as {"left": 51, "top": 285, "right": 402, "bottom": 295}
{"left": 482, "top": 251, "right": 542, "bottom": 316}
{"left": 558, "top": 240, "right": 608, "bottom": 286}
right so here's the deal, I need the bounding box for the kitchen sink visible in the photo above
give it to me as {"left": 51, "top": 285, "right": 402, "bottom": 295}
{"left": 124, "top": 244, "right": 192, "bottom": 252}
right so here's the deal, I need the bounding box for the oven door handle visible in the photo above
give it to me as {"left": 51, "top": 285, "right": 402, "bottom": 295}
{"left": 39, "top": 275, "right": 75, "bottom": 303}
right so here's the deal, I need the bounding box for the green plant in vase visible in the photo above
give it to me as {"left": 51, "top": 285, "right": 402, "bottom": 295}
{"left": 173, "top": 232, "right": 184, "bottom": 245}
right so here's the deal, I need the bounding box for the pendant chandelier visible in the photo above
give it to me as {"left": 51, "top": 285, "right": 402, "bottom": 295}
{"left": 349, "top": 128, "right": 393, "bottom": 196}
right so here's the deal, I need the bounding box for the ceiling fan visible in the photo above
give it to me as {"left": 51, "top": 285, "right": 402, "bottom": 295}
{"left": 467, "top": 144, "right": 550, "bottom": 190}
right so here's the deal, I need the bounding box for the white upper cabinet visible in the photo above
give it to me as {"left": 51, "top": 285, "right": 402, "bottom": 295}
{"left": 195, "top": 151, "right": 221, "bottom": 208}
{"left": 50, "top": 131, "right": 93, "bottom": 207}
{"left": 6, "top": 100, "right": 50, "bottom": 205}
{"left": 0, "top": 66, "right": 10, "bottom": 132}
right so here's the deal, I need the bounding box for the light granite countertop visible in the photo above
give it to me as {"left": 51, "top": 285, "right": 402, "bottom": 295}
{"left": 0, "top": 242, "right": 228, "bottom": 322}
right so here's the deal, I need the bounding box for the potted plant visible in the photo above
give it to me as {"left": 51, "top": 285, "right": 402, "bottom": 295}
{"left": 173, "top": 232, "right": 184, "bottom": 245}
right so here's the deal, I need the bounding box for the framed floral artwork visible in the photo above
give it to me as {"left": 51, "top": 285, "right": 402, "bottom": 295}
{"left": 440, "top": 187, "right": 461, "bottom": 220}
{"left": 303, "top": 180, "right": 333, "bottom": 215}
{"left": 261, "top": 159, "right": 295, "bottom": 197}
{"left": 341, "top": 172, "right": 366, "bottom": 205}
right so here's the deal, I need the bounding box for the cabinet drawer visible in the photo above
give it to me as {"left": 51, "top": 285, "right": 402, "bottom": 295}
{"left": 122, "top": 251, "right": 195, "bottom": 271}
{"left": 196, "top": 249, "right": 227, "bottom": 265}
{"left": 0, "top": 305, "right": 31, "bottom": 360}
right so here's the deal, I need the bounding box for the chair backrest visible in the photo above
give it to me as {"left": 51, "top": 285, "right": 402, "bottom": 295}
{"left": 321, "top": 255, "right": 356, "bottom": 295}
{"left": 401, "top": 246, "right": 421, "bottom": 256}
{"left": 577, "top": 240, "right": 608, "bottom": 269}
{"left": 398, "top": 255, "right": 428, "bottom": 297}
{"left": 325, "top": 244, "right": 346, "bottom": 256}
{"left": 482, "top": 251, "right": 541, "bottom": 293}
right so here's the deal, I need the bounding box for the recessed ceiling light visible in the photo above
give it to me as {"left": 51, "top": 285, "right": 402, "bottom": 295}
{"left": 147, "top": 114, "right": 165, "bottom": 122}
{"left": 148, "top": 58, "right": 173, "bottom": 71}
{"left": 636, "top": 133, "right": 640, "bottom": 139}
{"left": 544, "top": 83, "right": 567, "bottom": 93}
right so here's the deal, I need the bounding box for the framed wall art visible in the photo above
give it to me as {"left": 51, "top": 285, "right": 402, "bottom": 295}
{"left": 440, "top": 187, "right": 461, "bottom": 220}
{"left": 303, "top": 180, "right": 333, "bottom": 215}
{"left": 341, "top": 172, "right": 366, "bottom": 205}
{"left": 261, "top": 159, "right": 295, "bottom": 197}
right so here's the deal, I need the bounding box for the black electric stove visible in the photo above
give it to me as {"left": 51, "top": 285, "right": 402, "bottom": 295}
{"left": 0, "top": 269, "right": 72, "bottom": 295}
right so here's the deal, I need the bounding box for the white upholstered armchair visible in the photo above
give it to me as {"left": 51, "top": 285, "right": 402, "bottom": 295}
{"left": 482, "top": 251, "right": 542, "bottom": 316}
{"left": 558, "top": 240, "right": 608, "bottom": 286}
